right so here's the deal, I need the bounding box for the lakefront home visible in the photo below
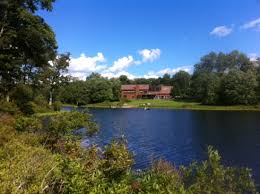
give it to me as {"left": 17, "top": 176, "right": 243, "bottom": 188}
{"left": 121, "top": 84, "right": 173, "bottom": 100}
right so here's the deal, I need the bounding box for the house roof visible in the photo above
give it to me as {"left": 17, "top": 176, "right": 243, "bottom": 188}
{"left": 160, "top": 86, "right": 173, "bottom": 94}
{"left": 121, "top": 84, "right": 149, "bottom": 91}
{"left": 121, "top": 85, "right": 136, "bottom": 90}
{"left": 137, "top": 84, "right": 149, "bottom": 90}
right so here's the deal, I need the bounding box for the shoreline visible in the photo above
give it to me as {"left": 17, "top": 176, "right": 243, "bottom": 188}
{"left": 63, "top": 100, "right": 260, "bottom": 112}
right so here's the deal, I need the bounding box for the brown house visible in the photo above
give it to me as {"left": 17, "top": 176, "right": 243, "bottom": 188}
{"left": 121, "top": 84, "right": 173, "bottom": 100}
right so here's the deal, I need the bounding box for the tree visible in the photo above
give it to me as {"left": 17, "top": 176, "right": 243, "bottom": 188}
{"left": 134, "top": 78, "right": 151, "bottom": 84}
{"left": 39, "top": 53, "right": 70, "bottom": 105}
{"left": 171, "top": 71, "right": 191, "bottom": 98}
{"left": 119, "top": 75, "right": 131, "bottom": 84}
{"left": 85, "top": 76, "right": 113, "bottom": 103}
{"left": 110, "top": 78, "right": 121, "bottom": 101}
{"left": 86, "top": 72, "right": 101, "bottom": 80}
{"left": 160, "top": 73, "right": 172, "bottom": 85}
{"left": 191, "top": 72, "right": 221, "bottom": 104}
{"left": 194, "top": 52, "right": 218, "bottom": 73}
{"left": 191, "top": 50, "right": 258, "bottom": 105}
{"left": 256, "top": 58, "right": 260, "bottom": 100}
{"left": 222, "top": 69, "right": 257, "bottom": 105}
{"left": 61, "top": 81, "right": 90, "bottom": 106}
{"left": 12, "top": 84, "right": 33, "bottom": 107}
{"left": 0, "top": 0, "right": 57, "bottom": 101}
{"left": 202, "top": 73, "right": 221, "bottom": 105}
{"left": 194, "top": 50, "right": 255, "bottom": 74}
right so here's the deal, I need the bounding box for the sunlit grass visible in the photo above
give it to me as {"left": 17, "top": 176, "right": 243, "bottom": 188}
{"left": 85, "top": 99, "right": 260, "bottom": 111}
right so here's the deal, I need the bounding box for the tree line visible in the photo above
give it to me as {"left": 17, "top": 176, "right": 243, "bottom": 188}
{"left": 60, "top": 50, "right": 260, "bottom": 106}
{"left": 1, "top": 0, "right": 260, "bottom": 110}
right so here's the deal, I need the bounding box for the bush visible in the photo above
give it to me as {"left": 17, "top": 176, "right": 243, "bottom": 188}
{"left": 53, "top": 101, "right": 62, "bottom": 111}
{"left": 102, "top": 141, "right": 133, "bottom": 179}
{"left": 33, "top": 95, "right": 51, "bottom": 113}
{"left": 181, "top": 146, "right": 257, "bottom": 193}
{"left": 19, "top": 101, "right": 37, "bottom": 115}
{"left": 0, "top": 100, "right": 20, "bottom": 115}
{"left": 12, "top": 84, "right": 33, "bottom": 107}
{"left": 0, "top": 135, "right": 60, "bottom": 194}
{"left": 44, "top": 111, "right": 99, "bottom": 137}
{"left": 14, "top": 116, "right": 42, "bottom": 132}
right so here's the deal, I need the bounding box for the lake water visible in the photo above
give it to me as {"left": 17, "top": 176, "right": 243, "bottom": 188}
{"left": 65, "top": 107, "right": 260, "bottom": 185}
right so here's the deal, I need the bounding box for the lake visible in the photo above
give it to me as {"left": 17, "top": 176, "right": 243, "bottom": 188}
{"left": 65, "top": 107, "right": 260, "bottom": 185}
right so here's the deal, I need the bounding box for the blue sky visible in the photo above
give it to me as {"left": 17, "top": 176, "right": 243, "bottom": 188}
{"left": 39, "top": 0, "right": 260, "bottom": 79}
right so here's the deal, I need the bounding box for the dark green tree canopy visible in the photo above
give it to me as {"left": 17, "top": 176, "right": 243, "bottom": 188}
{"left": 0, "top": 0, "right": 57, "bottom": 100}
{"left": 172, "top": 71, "right": 191, "bottom": 98}
{"left": 194, "top": 50, "right": 254, "bottom": 74}
{"left": 221, "top": 69, "right": 257, "bottom": 105}
{"left": 190, "top": 51, "right": 258, "bottom": 105}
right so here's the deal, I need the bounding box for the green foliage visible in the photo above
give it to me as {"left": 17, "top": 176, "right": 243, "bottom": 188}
{"left": 53, "top": 101, "right": 62, "bottom": 111}
{"left": 61, "top": 75, "right": 121, "bottom": 105}
{"left": 191, "top": 50, "right": 258, "bottom": 105}
{"left": 33, "top": 95, "right": 52, "bottom": 113}
{"left": 181, "top": 146, "right": 257, "bottom": 193}
{"left": 222, "top": 69, "right": 258, "bottom": 105}
{"left": 0, "top": 0, "right": 57, "bottom": 99}
{"left": 45, "top": 112, "right": 87, "bottom": 135}
{"left": 202, "top": 73, "right": 221, "bottom": 105}
{"left": 12, "top": 84, "right": 33, "bottom": 107}
{"left": 85, "top": 75, "right": 113, "bottom": 103}
{"left": 0, "top": 100, "right": 20, "bottom": 115}
{"left": 138, "top": 159, "right": 183, "bottom": 193}
{"left": 14, "top": 115, "right": 42, "bottom": 132}
{"left": 61, "top": 80, "right": 90, "bottom": 105}
{"left": 172, "top": 70, "right": 191, "bottom": 98}
{"left": 103, "top": 141, "right": 134, "bottom": 179}
{"left": 38, "top": 53, "right": 70, "bottom": 105}
{"left": 111, "top": 78, "right": 122, "bottom": 101}
{"left": 44, "top": 111, "right": 99, "bottom": 137}
{"left": 160, "top": 73, "right": 172, "bottom": 85}
{"left": 0, "top": 126, "right": 59, "bottom": 194}
{"left": 119, "top": 75, "right": 131, "bottom": 84}
{"left": 19, "top": 101, "right": 37, "bottom": 115}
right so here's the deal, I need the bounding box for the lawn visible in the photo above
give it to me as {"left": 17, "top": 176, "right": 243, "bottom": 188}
{"left": 85, "top": 99, "right": 260, "bottom": 111}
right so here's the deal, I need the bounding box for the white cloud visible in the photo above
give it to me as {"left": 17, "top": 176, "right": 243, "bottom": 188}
{"left": 68, "top": 48, "right": 163, "bottom": 80}
{"left": 210, "top": 26, "right": 233, "bottom": 37}
{"left": 139, "top": 48, "right": 161, "bottom": 62}
{"left": 248, "top": 53, "right": 258, "bottom": 62}
{"left": 108, "top": 55, "right": 139, "bottom": 72}
{"left": 101, "top": 71, "right": 136, "bottom": 80}
{"left": 143, "top": 66, "right": 193, "bottom": 79}
{"left": 69, "top": 52, "right": 107, "bottom": 79}
{"left": 241, "top": 18, "right": 260, "bottom": 30}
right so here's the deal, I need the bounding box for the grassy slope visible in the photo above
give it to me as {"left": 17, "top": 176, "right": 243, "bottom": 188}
{"left": 85, "top": 99, "right": 260, "bottom": 111}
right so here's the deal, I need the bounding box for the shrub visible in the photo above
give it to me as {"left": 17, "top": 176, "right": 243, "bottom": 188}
{"left": 102, "top": 141, "right": 133, "bottom": 179}
{"left": 44, "top": 111, "right": 99, "bottom": 137}
{"left": 181, "top": 146, "right": 257, "bottom": 193}
{"left": 19, "top": 101, "right": 37, "bottom": 115}
{"left": 0, "top": 113, "right": 15, "bottom": 126}
{"left": 0, "top": 136, "right": 60, "bottom": 194}
{"left": 0, "top": 100, "right": 20, "bottom": 115}
{"left": 86, "top": 120, "right": 99, "bottom": 136}
{"left": 33, "top": 95, "right": 51, "bottom": 113}
{"left": 14, "top": 116, "right": 42, "bottom": 132}
{"left": 53, "top": 101, "right": 62, "bottom": 111}
{"left": 12, "top": 84, "right": 33, "bottom": 107}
